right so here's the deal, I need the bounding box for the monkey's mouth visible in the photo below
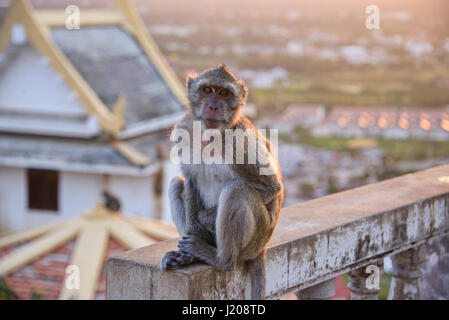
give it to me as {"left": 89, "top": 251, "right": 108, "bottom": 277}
{"left": 204, "top": 119, "right": 223, "bottom": 129}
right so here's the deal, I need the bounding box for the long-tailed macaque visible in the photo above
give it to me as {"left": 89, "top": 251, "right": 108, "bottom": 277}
{"left": 161, "top": 65, "right": 284, "bottom": 299}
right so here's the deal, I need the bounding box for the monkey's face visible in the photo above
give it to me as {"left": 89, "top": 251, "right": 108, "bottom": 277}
{"left": 197, "top": 85, "right": 236, "bottom": 129}
{"left": 187, "top": 65, "right": 247, "bottom": 130}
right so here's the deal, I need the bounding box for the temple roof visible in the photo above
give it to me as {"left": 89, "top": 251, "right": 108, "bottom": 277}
{"left": 0, "top": 130, "right": 169, "bottom": 173}
{"left": 51, "top": 26, "right": 184, "bottom": 126}
{"left": 0, "top": 0, "right": 185, "bottom": 171}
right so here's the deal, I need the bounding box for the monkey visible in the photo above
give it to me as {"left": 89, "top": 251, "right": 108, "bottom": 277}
{"left": 160, "top": 64, "right": 284, "bottom": 300}
{"left": 102, "top": 190, "right": 121, "bottom": 213}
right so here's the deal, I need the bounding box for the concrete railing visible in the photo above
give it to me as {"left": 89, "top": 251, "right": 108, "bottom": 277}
{"left": 106, "top": 165, "right": 449, "bottom": 299}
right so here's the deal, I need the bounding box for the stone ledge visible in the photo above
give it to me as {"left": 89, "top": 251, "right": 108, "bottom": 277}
{"left": 107, "top": 165, "right": 449, "bottom": 299}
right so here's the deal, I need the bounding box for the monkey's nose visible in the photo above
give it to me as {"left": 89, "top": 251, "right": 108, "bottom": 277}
{"left": 208, "top": 105, "right": 218, "bottom": 111}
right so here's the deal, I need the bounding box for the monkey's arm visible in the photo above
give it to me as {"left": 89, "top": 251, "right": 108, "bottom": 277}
{"left": 251, "top": 174, "right": 282, "bottom": 204}
{"left": 234, "top": 163, "right": 283, "bottom": 205}
{"left": 183, "top": 178, "right": 204, "bottom": 234}
{"left": 231, "top": 119, "right": 283, "bottom": 205}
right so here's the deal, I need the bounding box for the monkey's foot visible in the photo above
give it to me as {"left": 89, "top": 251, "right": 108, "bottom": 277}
{"left": 178, "top": 235, "right": 234, "bottom": 271}
{"left": 160, "top": 250, "right": 197, "bottom": 270}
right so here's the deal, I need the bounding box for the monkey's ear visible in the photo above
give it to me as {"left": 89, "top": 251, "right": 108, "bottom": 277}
{"left": 187, "top": 76, "right": 194, "bottom": 90}
{"left": 218, "top": 63, "right": 227, "bottom": 70}
{"left": 238, "top": 79, "right": 248, "bottom": 102}
{"left": 186, "top": 71, "right": 198, "bottom": 90}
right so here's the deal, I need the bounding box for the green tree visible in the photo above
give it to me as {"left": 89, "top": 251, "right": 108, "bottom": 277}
{"left": 0, "top": 277, "right": 19, "bottom": 300}
{"left": 29, "top": 287, "right": 45, "bottom": 300}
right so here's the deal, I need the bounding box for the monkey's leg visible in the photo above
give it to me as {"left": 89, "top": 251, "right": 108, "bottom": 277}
{"left": 197, "top": 207, "right": 217, "bottom": 246}
{"left": 161, "top": 176, "right": 198, "bottom": 270}
{"left": 197, "top": 207, "right": 217, "bottom": 234}
{"left": 183, "top": 178, "right": 208, "bottom": 235}
{"left": 179, "top": 179, "right": 262, "bottom": 272}
{"left": 183, "top": 179, "right": 217, "bottom": 246}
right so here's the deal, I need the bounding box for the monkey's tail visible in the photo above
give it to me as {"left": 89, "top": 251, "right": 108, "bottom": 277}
{"left": 247, "top": 251, "right": 266, "bottom": 300}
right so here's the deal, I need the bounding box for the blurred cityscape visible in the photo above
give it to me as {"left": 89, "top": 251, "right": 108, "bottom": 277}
{"left": 129, "top": 0, "right": 449, "bottom": 206}
{"left": 0, "top": 0, "right": 448, "bottom": 300}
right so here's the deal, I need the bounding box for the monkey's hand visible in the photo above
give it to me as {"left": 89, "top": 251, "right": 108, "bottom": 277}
{"left": 178, "top": 235, "right": 204, "bottom": 257}
{"left": 160, "top": 250, "right": 197, "bottom": 270}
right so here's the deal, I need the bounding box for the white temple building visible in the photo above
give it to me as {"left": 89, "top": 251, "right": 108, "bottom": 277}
{"left": 0, "top": 0, "right": 185, "bottom": 234}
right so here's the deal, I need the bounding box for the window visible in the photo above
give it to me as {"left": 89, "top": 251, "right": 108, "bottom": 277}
{"left": 27, "top": 169, "right": 59, "bottom": 212}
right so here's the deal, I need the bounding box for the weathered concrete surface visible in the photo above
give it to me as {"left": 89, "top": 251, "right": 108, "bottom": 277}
{"left": 420, "top": 234, "right": 449, "bottom": 299}
{"left": 107, "top": 165, "right": 449, "bottom": 300}
{"left": 388, "top": 245, "right": 426, "bottom": 300}
{"left": 295, "top": 278, "right": 335, "bottom": 300}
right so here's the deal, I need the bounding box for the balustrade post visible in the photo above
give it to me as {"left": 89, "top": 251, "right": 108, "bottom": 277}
{"left": 388, "top": 244, "right": 426, "bottom": 300}
{"left": 295, "top": 278, "right": 335, "bottom": 300}
{"left": 348, "top": 260, "right": 383, "bottom": 300}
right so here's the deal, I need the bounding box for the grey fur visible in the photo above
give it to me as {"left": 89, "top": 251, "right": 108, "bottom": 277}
{"left": 168, "top": 176, "right": 186, "bottom": 237}
{"left": 161, "top": 65, "right": 284, "bottom": 300}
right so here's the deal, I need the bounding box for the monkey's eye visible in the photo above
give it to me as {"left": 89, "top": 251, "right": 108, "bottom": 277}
{"left": 218, "top": 89, "right": 230, "bottom": 97}
{"left": 202, "top": 86, "right": 212, "bottom": 94}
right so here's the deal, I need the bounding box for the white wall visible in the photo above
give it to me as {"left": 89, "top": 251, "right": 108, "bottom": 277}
{"left": 0, "top": 168, "right": 100, "bottom": 234}
{"left": 0, "top": 44, "right": 86, "bottom": 117}
{"left": 0, "top": 167, "right": 27, "bottom": 234}
{"left": 60, "top": 171, "right": 104, "bottom": 217}
{"left": 61, "top": 172, "right": 160, "bottom": 220}
{"left": 0, "top": 43, "right": 100, "bottom": 138}
{"left": 108, "top": 175, "right": 155, "bottom": 218}
{"left": 0, "top": 167, "right": 160, "bottom": 235}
